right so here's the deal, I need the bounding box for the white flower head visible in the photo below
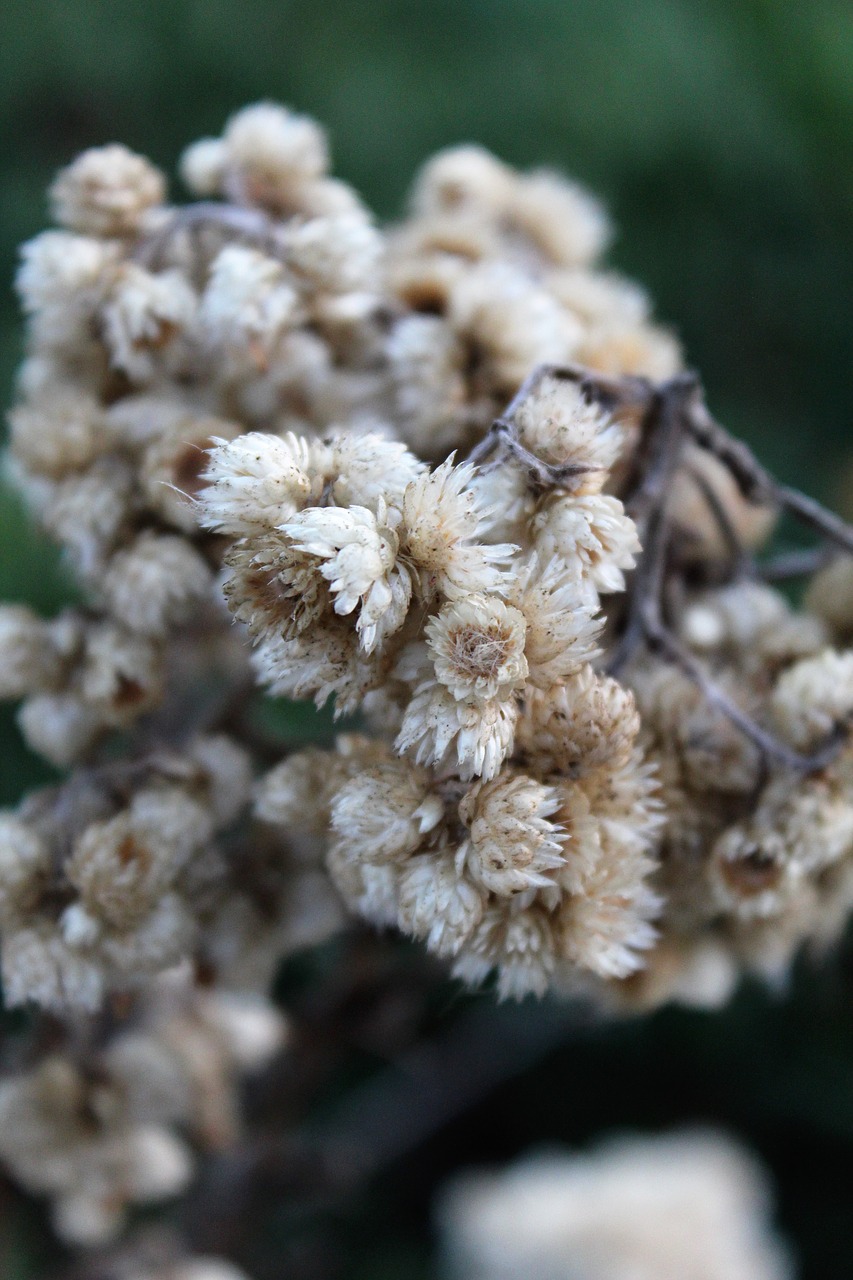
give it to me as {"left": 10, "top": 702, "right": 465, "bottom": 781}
{"left": 512, "top": 554, "right": 602, "bottom": 689}
{"left": 328, "top": 431, "right": 426, "bottom": 512}
{"left": 281, "top": 501, "right": 410, "bottom": 653}
{"left": 49, "top": 144, "right": 165, "bottom": 238}
{"left": 100, "top": 532, "right": 212, "bottom": 637}
{"left": 560, "top": 856, "right": 660, "bottom": 980}
{"left": 449, "top": 262, "right": 581, "bottom": 391}
{"left": 507, "top": 168, "right": 611, "bottom": 267}
{"left": 285, "top": 210, "right": 383, "bottom": 295}
{"left": 396, "top": 681, "right": 518, "bottom": 781}
{"left": 198, "top": 432, "right": 314, "bottom": 534}
{"left": 250, "top": 618, "right": 384, "bottom": 716}
{"left": 102, "top": 264, "right": 197, "bottom": 382}
{"left": 427, "top": 595, "right": 528, "bottom": 701}
{"left": 200, "top": 245, "right": 301, "bottom": 365}
{"left": 534, "top": 493, "right": 640, "bottom": 594}
{"left": 514, "top": 375, "right": 623, "bottom": 487}
{"left": 222, "top": 101, "right": 329, "bottom": 207}
{"left": 409, "top": 144, "right": 515, "bottom": 216}
{"left": 329, "top": 760, "right": 443, "bottom": 864}
{"left": 179, "top": 136, "right": 227, "bottom": 196}
{"left": 402, "top": 458, "right": 515, "bottom": 600}
{"left": 461, "top": 773, "right": 567, "bottom": 896}
{"left": 453, "top": 906, "right": 557, "bottom": 1000}
{"left": 397, "top": 850, "right": 486, "bottom": 957}
{"left": 771, "top": 649, "right": 853, "bottom": 751}
{"left": 0, "top": 815, "right": 50, "bottom": 918}
{"left": 516, "top": 671, "right": 640, "bottom": 775}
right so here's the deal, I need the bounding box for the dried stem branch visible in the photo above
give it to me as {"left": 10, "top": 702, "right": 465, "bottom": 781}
{"left": 472, "top": 364, "right": 853, "bottom": 774}
{"left": 686, "top": 403, "right": 853, "bottom": 557}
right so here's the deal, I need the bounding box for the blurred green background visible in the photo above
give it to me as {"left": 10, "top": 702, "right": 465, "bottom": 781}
{"left": 1, "top": 1, "right": 853, "bottom": 1277}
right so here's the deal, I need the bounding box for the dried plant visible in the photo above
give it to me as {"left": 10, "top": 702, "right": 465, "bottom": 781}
{"left": 1, "top": 100, "right": 851, "bottom": 1276}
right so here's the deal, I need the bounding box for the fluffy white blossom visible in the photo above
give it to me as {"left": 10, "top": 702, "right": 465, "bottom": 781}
{"left": 198, "top": 431, "right": 315, "bottom": 534}
{"left": 427, "top": 595, "right": 528, "bottom": 701}
{"left": 103, "top": 264, "right": 197, "bottom": 381}
{"left": 438, "top": 1132, "right": 792, "bottom": 1280}
{"left": 49, "top": 144, "right": 165, "bottom": 237}
{"left": 402, "top": 459, "right": 515, "bottom": 599}
{"left": 200, "top": 245, "right": 301, "bottom": 364}
{"left": 461, "top": 774, "right": 566, "bottom": 895}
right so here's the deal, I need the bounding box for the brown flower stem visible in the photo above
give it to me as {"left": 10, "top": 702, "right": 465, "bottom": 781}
{"left": 606, "top": 377, "right": 695, "bottom": 674}
{"left": 642, "top": 612, "right": 845, "bottom": 773}
{"left": 133, "top": 201, "right": 285, "bottom": 269}
{"left": 686, "top": 403, "right": 853, "bottom": 557}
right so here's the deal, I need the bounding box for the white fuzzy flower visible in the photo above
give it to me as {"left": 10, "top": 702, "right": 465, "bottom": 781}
{"left": 250, "top": 618, "right": 384, "bottom": 715}
{"left": 77, "top": 621, "right": 164, "bottom": 727}
{"left": 402, "top": 459, "right": 515, "bottom": 600}
{"left": 1, "top": 923, "right": 106, "bottom": 1011}
{"left": 0, "top": 605, "right": 67, "bottom": 699}
{"left": 102, "top": 264, "right": 197, "bottom": 381}
{"left": 534, "top": 493, "right": 640, "bottom": 593}
{"left": 771, "top": 649, "right": 853, "bottom": 751}
{"left": 327, "top": 845, "right": 400, "bottom": 928}
{"left": 327, "top": 432, "right": 426, "bottom": 511}
{"left": 199, "top": 432, "right": 315, "bottom": 534}
{"left": 516, "top": 672, "right": 640, "bottom": 774}
{"left": 396, "top": 681, "right": 518, "bottom": 781}
{"left": 329, "top": 760, "right": 443, "bottom": 863}
{"left": 100, "top": 532, "right": 212, "bottom": 636}
{"left": 508, "top": 168, "right": 611, "bottom": 267}
{"left": 221, "top": 101, "right": 329, "bottom": 207}
{"left": 548, "top": 266, "right": 651, "bottom": 326}
{"left": 453, "top": 906, "right": 557, "bottom": 1000}
{"left": 708, "top": 825, "right": 794, "bottom": 922}
{"left": 461, "top": 774, "right": 566, "bottom": 895}
{"left": 49, "top": 144, "right": 165, "bottom": 237}
{"left": 397, "top": 850, "right": 486, "bottom": 957}
{"left": 439, "top": 1133, "right": 792, "bottom": 1280}
{"left": 17, "top": 692, "right": 102, "bottom": 767}
{"left": 8, "top": 388, "right": 111, "bottom": 479}
{"left": 514, "top": 375, "right": 623, "bottom": 485}
{"left": 67, "top": 786, "right": 212, "bottom": 932}
{"left": 427, "top": 595, "right": 528, "bottom": 701}
{"left": 286, "top": 210, "right": 382, "bottom": 294}
{"left": 17, "top": 230, "right": 117, "bottom": 312}
{"left": 200, "top": 245, "right": 301, "bottom": 363}
{"left": 282, "top": 501, "right": 410, "bottom": 652}
{"left": 511, "top": 555, "right": 602, "bottom": 689}
{"left": 179, "top": 137, "right": 228, "bottom": 195}
{"left": 409, "top": 144, "right": 516, "bottom": 216}
{"left": 0, "top": 815, "right": 50, "bottom": 918}
{"left": 387, "top": 313, "right": 479, "bottom": 461}
{"left": 449, "top": 262, "right": 581, "bottom": 391}
{"left": 559, "top": 851, "right": 660, "bottom": 979}
{"left": 15, "top": 231, "right": 119, "bottom": 351}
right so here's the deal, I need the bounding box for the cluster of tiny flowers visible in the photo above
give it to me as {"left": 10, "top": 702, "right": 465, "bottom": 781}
{"left": 2, "top": 99, "right": 853, "bottom": 1260}
{"left": 2, "top": 101, "right": 676, "bottom": 1008}
{"left": 4, "top": 97, "right": 853, "bottom": 1013}
{"left": 620, "top": 580, "right": 853, "bottom": 1009}
{"left": 0, "top": 732, "right": 341, "bottom": 1009}
{"left": 213, "top": 369, "right": 663, "bottom": 999}
{"left": 437, "top": 1130, "right": 792, "bottom": 1280}
{"left": 0, "top": 967, "right": 285, "bottom": 1245}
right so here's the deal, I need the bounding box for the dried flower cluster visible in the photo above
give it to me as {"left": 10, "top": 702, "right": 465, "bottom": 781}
{"left": 1, "top": 100, "right": 853, "bottom": 1268}
{"left": 0, "top": 966, "right": 284, "bottom": 1246}
{"left": 437, "top": 1130, "right": 793, "bottom": 1280}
